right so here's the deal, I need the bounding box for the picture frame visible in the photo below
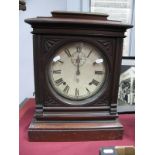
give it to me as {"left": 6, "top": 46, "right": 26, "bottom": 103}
{"left": 117, "top": 57, "right": 135, "bottom": 113}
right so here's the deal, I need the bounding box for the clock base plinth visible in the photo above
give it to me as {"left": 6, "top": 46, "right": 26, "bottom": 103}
{"left": 28, "top": 119, "right": 123, "bottom": 141}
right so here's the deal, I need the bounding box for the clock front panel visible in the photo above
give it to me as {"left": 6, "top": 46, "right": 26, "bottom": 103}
{"left": 46, "top": 41, "right": 109, "bottom": 105}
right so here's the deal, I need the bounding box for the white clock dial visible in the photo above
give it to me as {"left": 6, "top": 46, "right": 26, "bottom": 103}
{"left": 48, "top": 42, "right": 107, "bottom": 101}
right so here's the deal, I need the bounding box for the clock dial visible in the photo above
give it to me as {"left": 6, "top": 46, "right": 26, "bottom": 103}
{"left": 48, "top": 42, "right": 107, "bottom": 101}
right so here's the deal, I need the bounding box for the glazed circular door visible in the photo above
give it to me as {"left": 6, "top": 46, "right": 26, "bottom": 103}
{"left": 48, "top": 42, "right": 108, "bottom": 105}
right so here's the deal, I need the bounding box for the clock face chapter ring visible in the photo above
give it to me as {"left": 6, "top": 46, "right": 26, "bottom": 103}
{"left": 46, "top": 41, "right": 110, "bottom": 106}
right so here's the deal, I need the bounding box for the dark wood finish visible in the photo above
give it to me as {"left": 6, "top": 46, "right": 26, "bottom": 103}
{"left": 26, "top": 11, "right": 132, "bottom": 29}
{"left": 28, "top": 119, "right": 123, "bottom": 142}
{"left": 25, "top": 11, "right": 132, "bottom": 141}
{"left": 52, "top": 11, "right": 109, "bottom": 20}
{"left": 19, "top": 0, "right": 26, "bottom": 11}
{"left": 122, "top": 56, "right": 135, "bottom": 59}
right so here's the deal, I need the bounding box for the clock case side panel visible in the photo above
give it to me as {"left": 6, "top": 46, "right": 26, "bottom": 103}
{"left": 109, "top": 38, "right": 124, "bottom": 115}
{"left": 33, "top": 34, "right": 44, "bottom": 117}
{"left": 95, "top": 37, "right": 125, "bottom": 116}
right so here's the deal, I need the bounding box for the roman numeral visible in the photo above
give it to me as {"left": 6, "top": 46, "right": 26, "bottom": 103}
{"left": 53, "top": 70, "right": 61, "bottom": 74}
{"left": 55, "top": 78, "right": 64, "bottom": 86}
{"left": 64, "top": 48, "right": 71, "bottom": 57}
{"left": 87, "top": 50, "right": 93, "bottom": 58}
{"left": 89, "top": 79, "right": 100, "bottom": 86}
{"left": 86, "top": 88, "right": 90, "bottom": 94}
{"left": 75, "top": 88, "right": 79, "bottom": 97}
{"left": 58, "top": 60, "right": 63, "bottom": 64}
{"left": 95, "top": 71, "right": 104, "bottom": 75}
{"left": 77, "top": 46, "right": 82, "bottom": 53}
{"left": 63, "top": 85, "right": 70, "bottom": 94}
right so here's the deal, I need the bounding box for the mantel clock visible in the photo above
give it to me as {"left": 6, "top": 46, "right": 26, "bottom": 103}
{"left": 25, "top": 11, "right": 132, "bottom": 141}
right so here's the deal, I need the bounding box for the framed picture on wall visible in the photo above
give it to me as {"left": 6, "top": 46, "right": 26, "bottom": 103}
{"left": 117, "top": 57, "right": 135, "bottom": 113}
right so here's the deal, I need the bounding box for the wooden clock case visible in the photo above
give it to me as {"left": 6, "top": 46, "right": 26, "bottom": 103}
{"left": 25, "top": 11, "right": 132, "bottom": 141}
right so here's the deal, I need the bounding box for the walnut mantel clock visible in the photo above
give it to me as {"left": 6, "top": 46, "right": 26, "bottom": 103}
{"left": 25, "top": 11, "right": 132, "bottom": 141}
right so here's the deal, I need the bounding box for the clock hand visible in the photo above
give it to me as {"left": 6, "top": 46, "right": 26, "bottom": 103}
{"left": 76, "top": 45, "right": 83, "bottom": 75}
{"left": 76, "top": 54, "right": 80, "bottom": 75}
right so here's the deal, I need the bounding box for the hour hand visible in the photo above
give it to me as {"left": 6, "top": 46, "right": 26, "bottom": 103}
{"left": 76, "top": 66, "right": 80, "bottom": 75}
{"left": 76, "top": 56, "right": 80, "bottom": 75}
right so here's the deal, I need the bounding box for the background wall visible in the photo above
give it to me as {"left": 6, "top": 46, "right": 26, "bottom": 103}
{"left": 19, "top": 0, "right": 90, "bottom": 103}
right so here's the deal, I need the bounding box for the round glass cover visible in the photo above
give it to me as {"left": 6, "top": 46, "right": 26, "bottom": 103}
{"left": 48, "top": 42, "right": 108, "bottom": 102}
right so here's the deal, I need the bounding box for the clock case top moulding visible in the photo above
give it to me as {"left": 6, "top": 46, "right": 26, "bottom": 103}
{"left": 25, "top": 11, "right": 133, "bottom": 141}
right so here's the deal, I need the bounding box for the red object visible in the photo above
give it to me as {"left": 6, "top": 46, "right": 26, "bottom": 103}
{"left": 19, "top": 98, "right": 135, "bottom": 155}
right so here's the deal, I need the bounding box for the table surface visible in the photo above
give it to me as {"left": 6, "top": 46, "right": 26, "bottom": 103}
{"left": 19, "top": 98, "right": 135, "bottom": 155}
